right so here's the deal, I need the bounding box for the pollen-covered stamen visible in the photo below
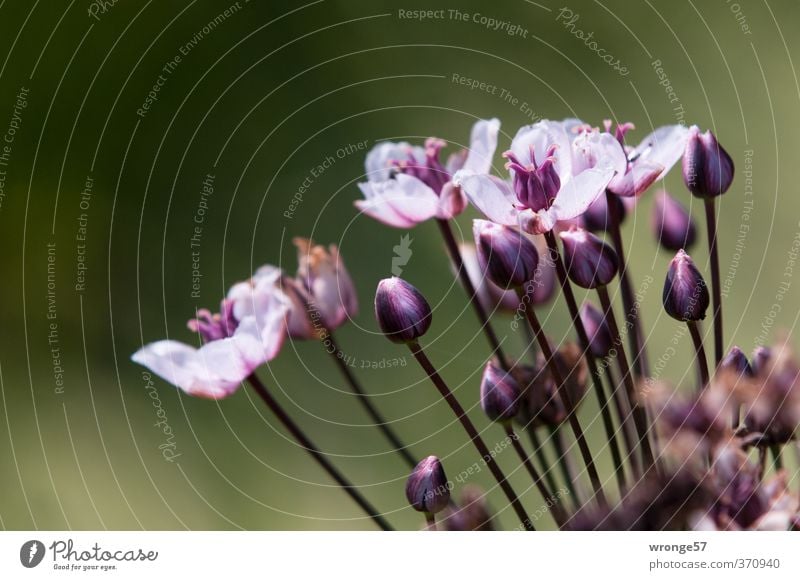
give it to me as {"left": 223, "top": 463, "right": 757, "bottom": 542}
{"left": 187, "top": 299, "right": 239, "bottom": 342}
{"left": 503, "top": 144, "right": 560, "bottom": 212}
{"left": 395, "top": 137, "right": 450, "bottom": 194}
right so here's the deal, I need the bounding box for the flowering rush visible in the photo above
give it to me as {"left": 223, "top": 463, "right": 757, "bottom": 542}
{"left": 134, "top": 115, "right": 800, "bottom": 532}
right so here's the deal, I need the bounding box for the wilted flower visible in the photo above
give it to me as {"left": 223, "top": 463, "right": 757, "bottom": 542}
{"left": 689, "top": 442, "right": 798, "bottom": 530}
{"left": 405, "top": 456, "right": 450, "bottom": 514}
{"left": 683, "top": 126, "right": 735, "bottom": 198}
{"left": 374, "top": 277, "right": 432, "bottom": 344}
{"left": 356, "top": 119, "right": 500, "bottom": 227}
{"left": 293, "top": 238, "right": 358, "bottom": 330}
{"left": 605, "top": 121, "right": 689, "bottom": 198}
{"left": 132, "top": 292, "right": 290, "bottom": 399}
{"left": 655, "top": 382, "right": 733, "bottom": 454}
{"left": 662, "top": 250, "right": 710, "bottom": 322}
{"left": 742, "top": 337, "right": 800, "bottom": 445}
{"left": 516, "top": 343, "right": 588, "bottom": 428}
{"left": 480, "top": 361, "right": 521, "bottom": 422}
{"left": 473, "top": 219, "right": 539, "bottom": 289}
{"left": 559, "top": 226, "right": 618, "bottom": 289}
{"left": 751, "top": 346, "right": 772, "bottom": 376}
{"left": 651, "top": 190, "right": 697, "bottom": 251}
{"left": 458, "top": 243, "right": 519, "bottom": 313}
{"left": 580, "top": 302, "right": 614, "bottom": 358}
{"left": 455, "top": 119, "right": 627, "bottom": 234}
{"left": 442, "top": 485, "right": 494, "bottom": 531}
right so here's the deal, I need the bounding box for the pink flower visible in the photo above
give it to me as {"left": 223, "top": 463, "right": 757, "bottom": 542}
{"left": 454, "top": 119, "right": 626, "bottom": 234}
{"left": 355, "top": 119, "right": 500, "bottom": 227}
{"left": 606, "top": 122, "right": 689, "bottom": 198}
{"left": 132, "top": 291, "right": 290, "bottom": 399}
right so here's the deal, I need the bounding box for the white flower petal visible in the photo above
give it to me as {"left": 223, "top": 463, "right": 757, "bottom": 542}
{"left": 453, "top": 171, "right": 521, "bottom": 226}
{"left": 356, "top": 176, "right": 439, "bottom": 228}
{"left": 462, "top": 118, "right": 500, "bottom": 175}
{"left": 550, "top": 166, "right": 616, "bottom": 222}
{"left": 364, "top": 141, "right": 424, "bottom": 182}
{"left": 632, "top": 124, "right": 689, "bottom": 180}
{"left": 510, "top": 120, "right": 574, "bottom": 178}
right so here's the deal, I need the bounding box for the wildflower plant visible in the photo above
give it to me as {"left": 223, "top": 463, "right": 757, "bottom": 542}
{"left": 133, "top": 116, "right": 800, "bottom": 532}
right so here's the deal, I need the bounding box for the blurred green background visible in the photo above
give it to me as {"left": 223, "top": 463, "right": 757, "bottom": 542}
{"left": 0, "top": 0, "right": 798, "bottom": 530}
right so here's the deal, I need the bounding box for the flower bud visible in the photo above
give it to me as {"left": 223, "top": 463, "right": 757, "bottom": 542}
{"left": 651, "top": 190, "right": 697, "bottom": 252}
{"left": 294, "top": 238, "right": 358, "bottom": 330}
{"left": 504, "top": 144, "right": 560, "bottom": 212}
{"left": 405, "top": 456, "right": 450, "bottom": 514}
{"left": 473, "top": 219, "right": 539, "bottom": 289}
{"left": 582, "top": 193, "right": 627, "bottom": 233}
{"left": 559, "top": 226, "right": 618, "bottom": 289}
{"left": 682, "top": 126, "right": 734, "bottom": 198}
{"left": 662, "top": 250, "right": 710, "bottom": 322}
{"left": 720, "top": 345, "right": 753, "bottom": 378}
{"left": 580, "top": 302, "right": 614, "bottom": 358}
{"left": 480, "top": 361, "right": 521, "bottom": 422}
{"left": 375, "top": 277, "right": 432, "bottom": 344}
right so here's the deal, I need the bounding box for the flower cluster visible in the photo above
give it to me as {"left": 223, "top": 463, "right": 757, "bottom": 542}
{"left": 132, "top": 115, "right": 799, "bottom": 531}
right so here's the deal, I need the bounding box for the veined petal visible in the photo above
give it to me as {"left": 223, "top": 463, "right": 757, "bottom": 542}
{"left": 132, "top": 340, "right": 243, "bottom": 399}
{"left": 462, "top": 118, "right": 501, "bottom": 175}
{"left": 436, "top": 181, "right": 467, "bottom": 220}
{"left": 570, "top": 130, "right": 627, "bottom": 177}
{"left": 356, "top": 175, "right": 439, "bottom": 227}
{"left": 608, "top": 158, "right": 664, "bottom": 197}
{"left": 364, "top": 141, "right": 424, "bottom": 182}
{"left": 509, "top": 120, "right": 573, "bottom": 178}
{"left": 550, "top": 166, "right": 616, "bottom": 223}
{"left": 453, "top": 171, "right": 521, "bottom": 226}
{"left": 632, "top": 124, "right": 689, "bottom": 180}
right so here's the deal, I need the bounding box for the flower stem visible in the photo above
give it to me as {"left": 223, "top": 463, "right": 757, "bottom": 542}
{"left": 549, "top": 425, "right": 582, "bottom": 506}
{"left": 408, "top": 341, "right": 535, "bottom": 530}
{"left": 515, "top": 287, "right": 606, "bottom": 505}
{"left": 424, "top": 512, "right": 437, "bottom": 531}
{"left": 504, "top": 424, "right": 566, "bottom": 528}
{"left": 704, "top": 198, "right": 724, "bottom": 368}
{"left": 770, "top": 444, "right": 783, "bottom": 472}
{"left": 605, "top": 364, "right": 642, "bottom": 478}
{"left": 437, "top": 218, "right": 510, "bottom": 372}
{"left": 246, "top": 374, "right": 392, "bottom": 531}
{"left": 687, "top": 320, "right": 710, "bottom": 388}
{"left": 597, "top": 286, "right": 656, "bottom": 472}
{"left": 526, "top": 427, "right": 562, "bottom": 505}
{"left": 606, "top": 190, "right": 650, "bottom": 377}
{"left": 325, "top": 330, "right": 418, "bottom": 469}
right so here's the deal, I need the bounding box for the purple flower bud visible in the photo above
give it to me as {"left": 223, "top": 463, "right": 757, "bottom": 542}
{"left": 480, "top": 362, "right": 521, "bottom": 422}
{"left": 580, "top": 302, "right": 614, "bottom": 358}
{"left": 503, "top": 144, "right": 561, "bottom": 212}
{"left": 721, "top": 345, "right": 753, "bottom": 378}
{"left": 559, "top": 226, "right": 619, "bottom": 289}
{"left": 375, "top": 277, "right": 432, "bottom": 344}
{"left": 405, "top": 455, "right": 450, "bottom": 514}
{"left": 662, "top": 250, "right": 710, "bottom": 322}
{"left": 651, "top": 190, "right": 697, "bottom": 252}
{"left": 473, "top": 219, "right": 539, "bottom": 289}
{"left": 582, "top": 192, "right": 627, "bottom": 233}
{"left": 682, "top": 126, "right": 734, "bottom": 198}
